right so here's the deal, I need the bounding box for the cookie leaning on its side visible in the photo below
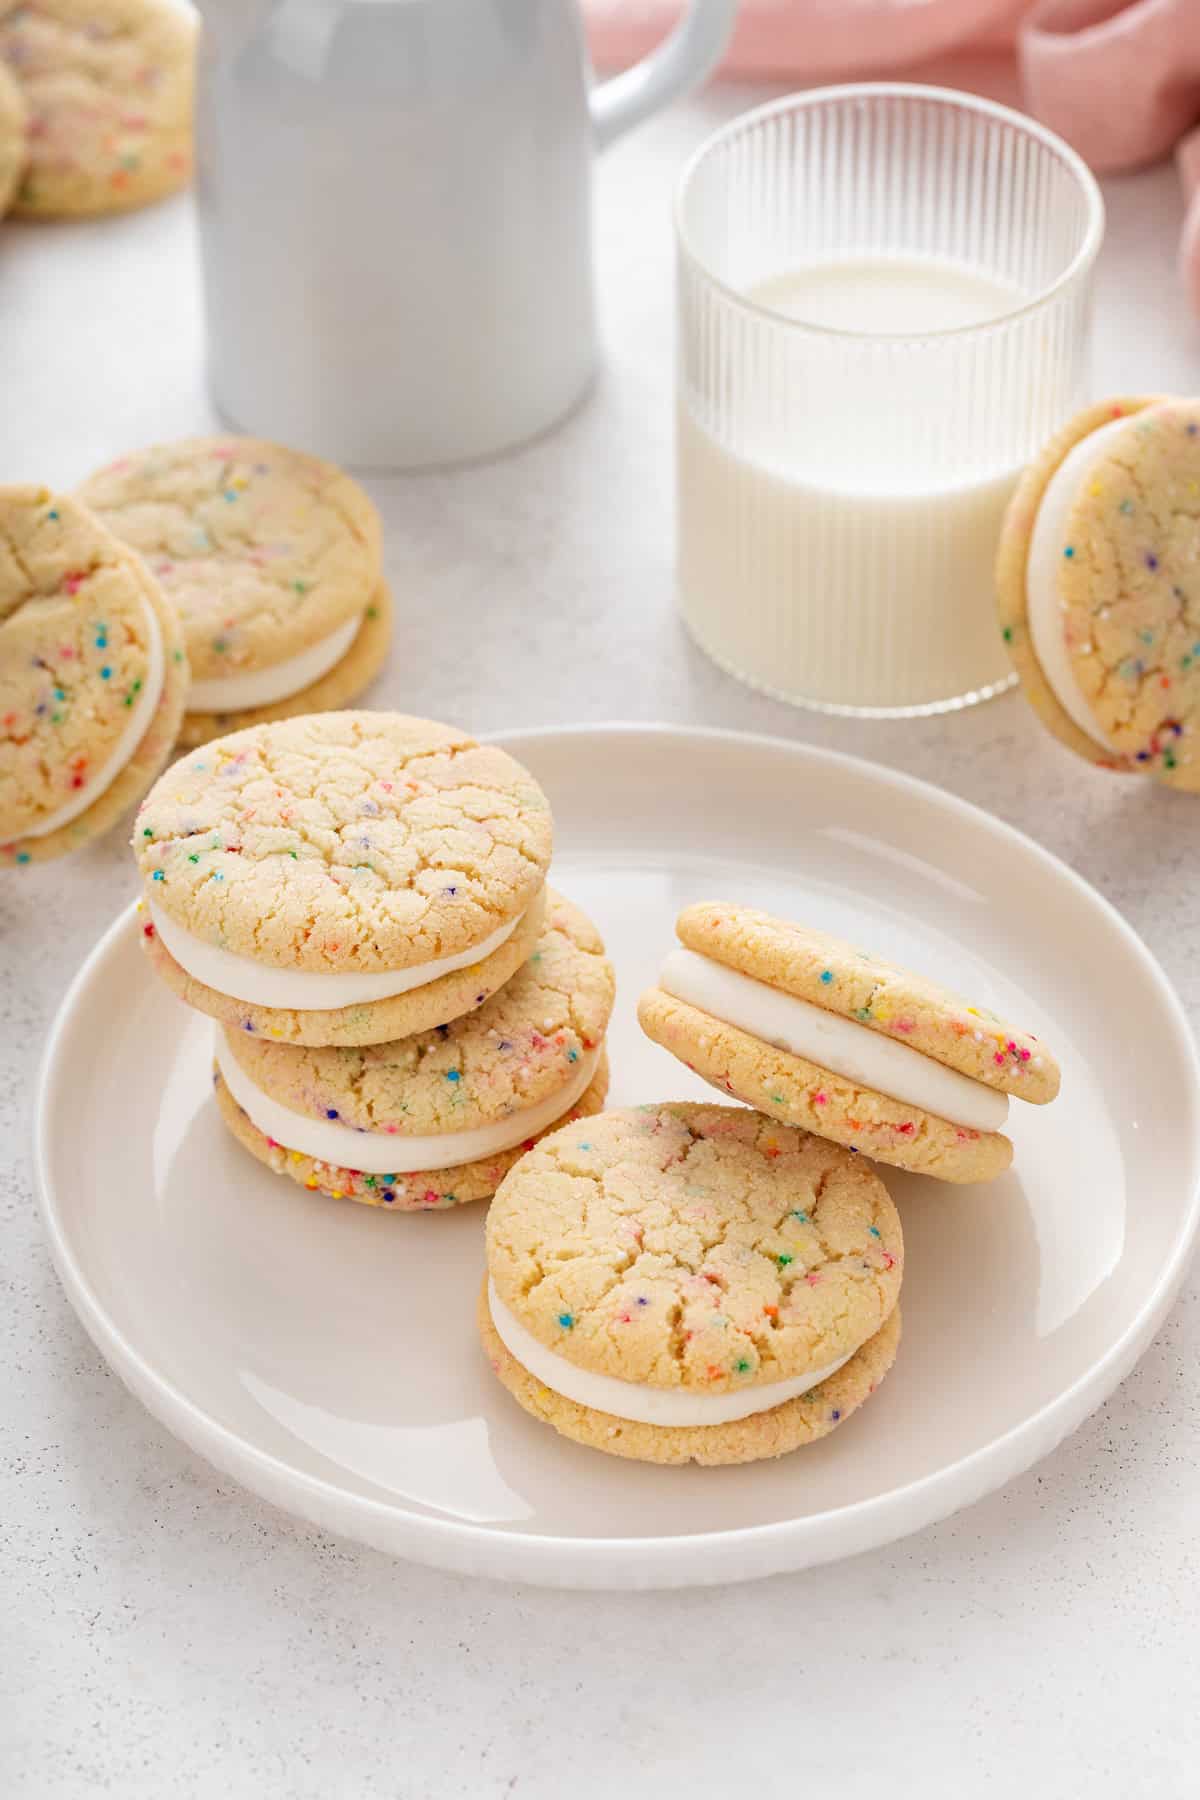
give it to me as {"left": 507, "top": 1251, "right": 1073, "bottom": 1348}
{"left": 638, "top": 904, "right": 1060, "bottom": 1183}
{"left": 996, "top": 394, "right": 1200, "bottom": 789}
{"left": 1, "top": 486, "right": 187, "bottom": 866}
{"left": 481, "top": 1103, "right": 902, "bottom": 1465}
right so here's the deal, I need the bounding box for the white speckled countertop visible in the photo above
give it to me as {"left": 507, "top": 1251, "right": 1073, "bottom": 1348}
{"left": 3, "top": 77, "right": 1198, "bottom": 1799}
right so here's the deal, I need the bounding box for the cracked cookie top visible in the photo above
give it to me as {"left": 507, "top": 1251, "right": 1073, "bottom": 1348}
{"left": 486, "top": 1103, "right": 902, "bottom": 1392}
{"left": 79, "top": 435, "right": 381, "bottom": 681}
{"left": 222, "top": 888, "right": 614, "bottom": 1129}
{"left": 133, "top": 711, "right": 553, "bottom": 971}
{"left": 676, "top": 904, "right": 1059, "bottom": 1102}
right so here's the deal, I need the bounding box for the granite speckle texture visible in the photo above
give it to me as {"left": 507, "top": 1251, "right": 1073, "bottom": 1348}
{"left": 1, "top": 81, "right": 1197, "bottom": 1799}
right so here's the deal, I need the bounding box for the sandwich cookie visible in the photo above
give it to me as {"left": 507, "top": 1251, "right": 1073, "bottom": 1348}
{"left": 133, "top": 711, "right": 554, "bottom": 1044}
{"left": 214, "top": 889, "right": 614, "bottom": 1209}
{"left": 997, "top": 395, "right": 1200, "bottom": 789}
{"left": 0, "top": 56, "right": 27, "bottom": 216}
{"left": 1, "top": 486, "right": 187, "bottom": 866}
{"left": 0, "top": 0, "right": 195, "bottom": 217}
{"left": 481, "top": 1103, "right": 902, "bottom": 1466}
{"left": 638, "top": 905, "right": 1061, "bottom": 1183}
{"left": 78, "top": 435, "right": 387, "bottom": 746}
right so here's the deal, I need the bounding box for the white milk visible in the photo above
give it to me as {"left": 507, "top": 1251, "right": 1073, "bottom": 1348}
{"left": 677, "top": 255, "right": 1028, "bottom": 713}
{"left": 750, "top": 259, "right": 1018, "bottom": 334}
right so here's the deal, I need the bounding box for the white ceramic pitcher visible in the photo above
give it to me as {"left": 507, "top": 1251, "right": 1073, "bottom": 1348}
{"left": 195, "top": 0, "right": 737, "bottom": 469}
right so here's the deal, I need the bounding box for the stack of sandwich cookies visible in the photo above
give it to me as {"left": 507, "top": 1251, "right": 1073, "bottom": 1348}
{"left": 79, "top": 436, "right": 389, "bottom": 747}
{"left": 214, "top": 889, "right": 614, "bottom": 1209}
{"left": 1, "top": 485, "right": 187, "bottom": 866}
{"left": 133, "top": 711, "right": 553, "bottom": 1045}
{"left": 997, "top": 395, "right": 1200, "bottom": 789}
{"left": 481, "top": 1104, "right": 902, "bottom": 1466}
{"left": 639, "top": 905, "right": 1060, "bottom": 1183}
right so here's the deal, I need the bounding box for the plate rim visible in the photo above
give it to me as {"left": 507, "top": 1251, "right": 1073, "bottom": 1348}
{"left": 34, "top": 723, "right": 1200, "bottom": 1588}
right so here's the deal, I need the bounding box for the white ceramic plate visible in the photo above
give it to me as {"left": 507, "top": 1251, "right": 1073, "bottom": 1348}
{"left": 36, "top": 726, "right": 1200, "bottom": 1589}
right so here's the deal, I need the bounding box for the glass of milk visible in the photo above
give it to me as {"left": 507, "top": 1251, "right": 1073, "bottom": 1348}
{"left": 676, "top": 84, "right": 1104, "bottom": 715}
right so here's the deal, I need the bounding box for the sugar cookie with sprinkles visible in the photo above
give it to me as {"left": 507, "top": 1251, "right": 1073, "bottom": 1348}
{"left": 1, "top": 485, "right": 187, "bottom": 866}
{"left": 481, "top": 1103, "right": 902, "bottom": 1465}
{"left": 0, "top": 0, "right": 195, "bottom": 218}
{"left": 133, "top": 711, "right": 554, "bottom": 1045}
{"left": 996, "top": 395, "right": 1200, "bottom": 789}
{"left": 213, "top": 889, "right": 614, "bottom": 1210}
{"left": 0, "top": 56, "right": 27, "bottom": 215}
{"left": 638, "top": 904, "right": 1061, "bottom": 1183}
{"left": 78, "top": 435, "right": 386, "bottom": 742}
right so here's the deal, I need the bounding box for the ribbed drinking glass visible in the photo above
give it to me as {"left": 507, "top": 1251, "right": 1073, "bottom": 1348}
{"left": 676, "top": 84, "right": 1105, "bottom": 716}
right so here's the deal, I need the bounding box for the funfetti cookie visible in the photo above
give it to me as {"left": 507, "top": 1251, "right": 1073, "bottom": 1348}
{"left": 1, "top": 486, "right": 187, "bottom": 866}
{"left": 0, "top": 56, "right": 27, "bottom": 215}
{"left": 638, "top": 905, "right": 1061, "bottom": 1184}
{"left": 997, "top": 395, "right": 1200, "bottom": 790}
{"left": 132, "top": 711, "right": 553, "bottom": 1045}
{"left": 481, "top": 1103, "right": 902, "bottom": 1466}
{"left": 214, "top": 889, "right": 614, "bottom": 1210}
{"left": 78, "top": 436, "right": 387, "bottom": 746}
{"left": 0, "top": 0, "right": 195, "bottom": 218}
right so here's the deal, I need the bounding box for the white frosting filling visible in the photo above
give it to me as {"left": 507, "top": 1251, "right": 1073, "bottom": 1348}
{"left": 149, "top": 901, "right": 523, "bottom": 1010}
{"left": 1027, "top": 415, "right": 1134, "bottom": 751}
{"left": 187, "top": 613, "right": 363, "bottom": 712}
{"left": 24, "top": 596, "right": 165, "bottom": 839}
{"left": 487, "top": 1280, "right": 856, "bottom": 1427}
{"left": 215, "top": 1030, "right": 601, "bottom": 1174}
{"left": 659, "top": 948, "right": 1009, "bottom": 1133}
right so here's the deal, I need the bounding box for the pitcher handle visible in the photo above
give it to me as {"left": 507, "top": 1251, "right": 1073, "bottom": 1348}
{"left": 590, "top": 0, "right": 739, "bottom": 150}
